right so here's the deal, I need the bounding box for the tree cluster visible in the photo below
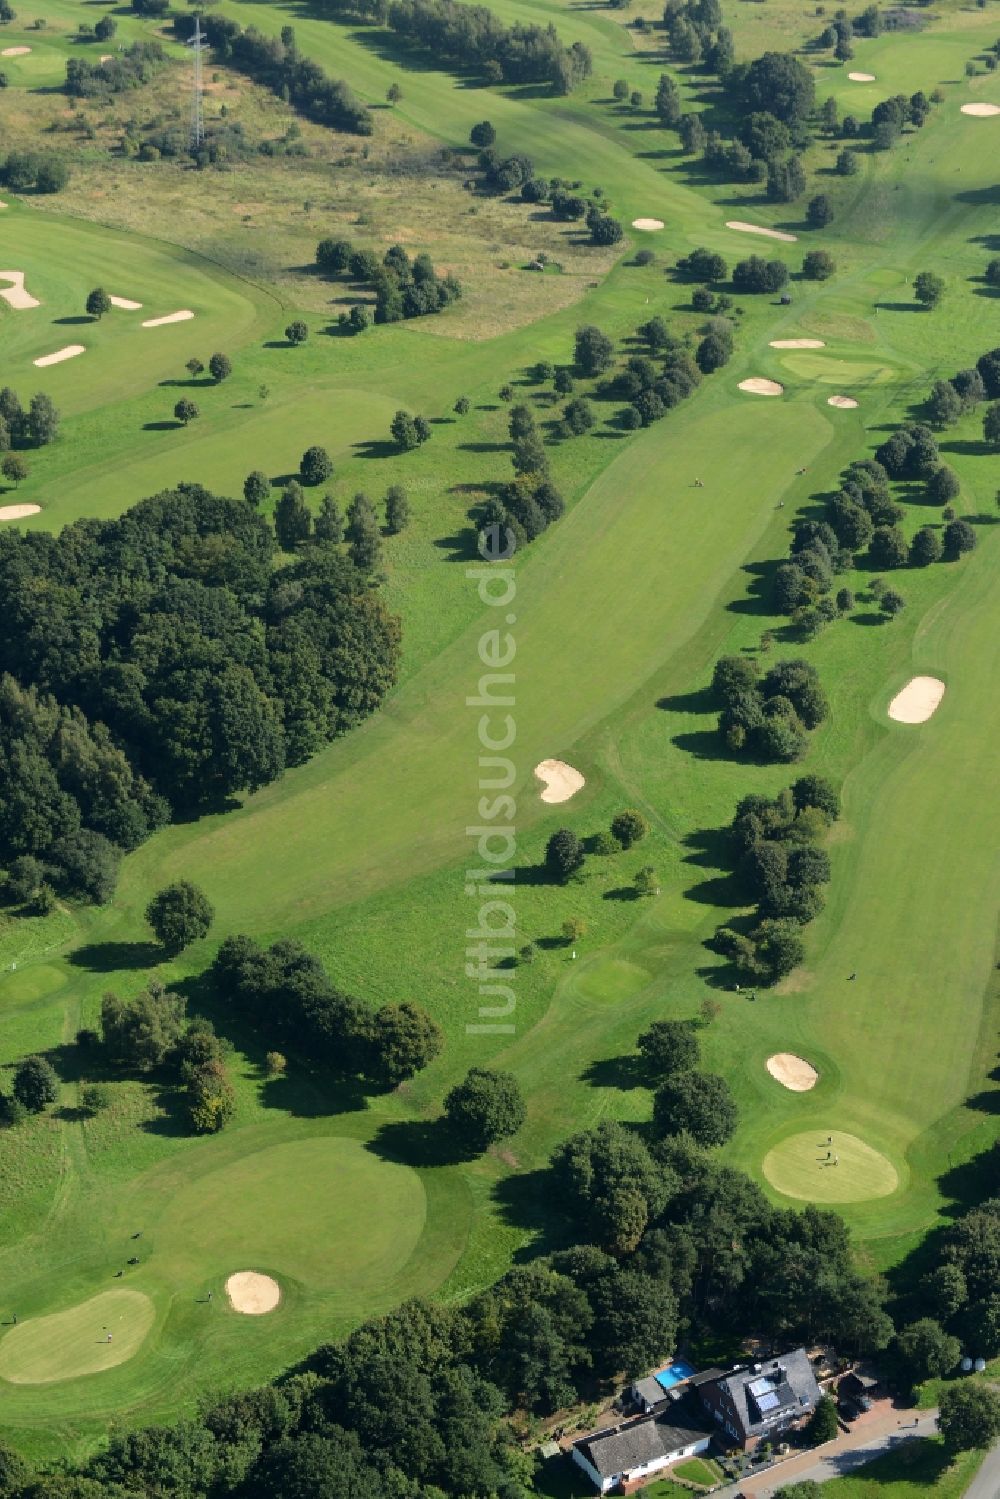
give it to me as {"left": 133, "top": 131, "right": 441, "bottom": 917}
{"left": 316, "top": 238, "right": 462, "bottom": 323}
{"left": 710, "top": 654, "right": 829, "bottom": 762}
{"left": 732, "top": 254, "right": 789, "bottom": 295}
{"left": 65, "top": 40, "right": 165, "bottom": 98}
{"left": 0, "top": 150, "right": 68, "bottom": 194}
{"left": 0, "top": 485, "right": 400, "bottom": 904}
{"left": 212, "top": 934, "right": 443, "bottom": 1088}
{"left": 0, "top": 386, "right": 59, "bottom": 450}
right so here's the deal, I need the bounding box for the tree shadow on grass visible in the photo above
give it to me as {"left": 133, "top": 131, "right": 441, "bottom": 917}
{"left": 727, "top": 558, "right": 781, "bottom": 617}
{"left": 581, "top": 1054, "right": 646, "bottom": 1091}
{"left": 603, "top": 885, "right": 642, "bottom": 902}
{"left": 656, "top": 685, "right": 714, "bottom": 714}
{"left": 143, "top": 420, "right": 183, "bottom": 432}
{"left": 54, "top": 315, "right": 93, "bottom": 326}
{"left": 352, "top": 439, "right": 400, "bottom": 461}
{"left": 67, "top": 940, "right": 163, "bottom": 973}
{"left": 432, "top": 527, "right": 480, "bottom": 563}
{"left": 672, "top": 728, "right": 730, "bottom": 760}
{"left": 849, "top": 611, "right": 886, "bottom": 626}
{"left": 366, "top": 1117, "right": 472, "bottom": 1169}
{"left": 492, "top": 1166, "right": 574, "bottom": 1260}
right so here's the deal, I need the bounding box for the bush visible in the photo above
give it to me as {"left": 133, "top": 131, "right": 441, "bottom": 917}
{"left": 80, "top": 1082, "right": 113, "bottom": 1113}
{"left": 545, "top": 828, "right": 585, "bottom": 882}
{"left": 802, "top": 250, "right": 835, "bottom": 281}
{"left": 610, "top": 809, "right": 649, "bottom": 848}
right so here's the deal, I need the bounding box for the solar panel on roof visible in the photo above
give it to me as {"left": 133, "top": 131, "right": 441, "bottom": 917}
{"left": 756, "top": 1391, "right": 781, "bottom": 1412}
{"left": 748, "top": 1378, "right": 772, "bottom": 1397}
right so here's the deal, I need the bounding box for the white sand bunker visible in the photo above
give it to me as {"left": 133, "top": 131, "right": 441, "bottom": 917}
{"left": 34, "top": 344, "right": 85, "bottom": 367}
{"left": 767, "top": 1053, "right": 818, "bottom": 1091}
{"left": 142, "top": 309, "right": 194, "bottom": 328}
{"left": 100, "top": 53, "right": 112, "bottom": 62}
{"left": 0, "top": 504, "right": 41, "bottom": 521}
{"left": 225, "top": 1271, "right": 281, "bottom": 1315}
{"left": 739, "top": 378, "right": 783, "bottom": 396}
{"left": 848, "top": 71, "right": 876, "bottom": 82}
{"left": 1, "top": 46, "right": 31, "bottom": 56}
{"left": 109, "top": 295, "right": 143, "bottom": 310}
{"left": 534, "top": 758, "right": 585, "bottom": 804}
{"left": 0, "top": 271, "right": 40, "bottom": 310}
{"left": 828, "top": 394, "right": 858, "bottom": 409}
{"left": 770, "top": 338, "right": 825, "bottom": 349}
{"left": 632, "top": 217, "right": 664, "bottom": 231}
{"left": 725, "top": 220, "right": 798, "bottom": 243}
{"left": 961, "top": 102, "right": 1000, "bottom": 116}
{"left": 888, "top": 675, "right": 945, "bottom": 724}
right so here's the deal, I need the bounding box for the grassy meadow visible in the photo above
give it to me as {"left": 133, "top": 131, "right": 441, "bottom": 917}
{"left": 1, "top": 0, "right": 999, "bottom": 1463}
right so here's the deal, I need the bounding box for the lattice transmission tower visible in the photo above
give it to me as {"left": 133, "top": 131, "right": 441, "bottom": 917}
{"left": 186, "top": 16, "right": 206, "bottom": 152}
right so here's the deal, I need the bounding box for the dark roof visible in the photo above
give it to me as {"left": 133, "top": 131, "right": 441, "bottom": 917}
{"left": 844, "top": 1370, "right": 879, "bottom": 1391}
{"left": 700, "top": 1350, "right": 820, "bottom": 1440}
{"left": 687, "top": 1366, "right": 729, "bottom": 1388}
{"left": 633, "top": 1376, "right": 667, "bottom": 1408}
{"left": 575, "top": 1399, "right": 712, "bottom": 1480}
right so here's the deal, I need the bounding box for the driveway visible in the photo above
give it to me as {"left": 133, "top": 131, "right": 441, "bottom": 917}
{"left": 713, "top": 1409, "right": 939, "bottom": 1497}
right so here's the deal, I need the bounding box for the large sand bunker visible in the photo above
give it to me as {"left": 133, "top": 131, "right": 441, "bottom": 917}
{"left": 961, "top": 102, "right": 1000, "bottom": 116}
{"left": 0, "top": 271, "right": 40, "bottom": 310}
{"left": 848, "top": 71, "right": 876, "bottom": 81}
{"left": 739, "top": 378, "right": 783, "bottom": 396}
{"left": 725, "top": 220, "right": 798, "bottom": 243}
{"left": 888, "top": 675, "right": 945, "bottom": 724}
{"left": 767, "top": 1053, "right": 818, "bottom": 1091}
{"left": 632, "top": 217, "right": 664, "bottom": 231}
{"left": 534, "top": 758, "right": 585, "bottom": 804}
{"left": 142, "top": 309, "right": 194, "bottom": 327}
{"left": 0, "top": 505, "right": 41, "bottom": 521}
{"left": 225, "top": 1271, "right": 281, "bottom": 1315}
{"left": 109, "top": 295, "right": 143, "bottom": 310}
{"left": 770, "top": 338, "right": 825, "bottom": 349}
{"left": 828, "top": 394, "right": 859, "bottom": 409}
{"left": 1, "top": 46, "right": 31, "bottom": 56}
{"left": 34, "top": 344, "right": 85, "bottom": 368}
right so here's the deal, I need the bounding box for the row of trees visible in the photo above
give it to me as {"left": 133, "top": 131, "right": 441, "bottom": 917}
{"left": 315, "top": 239, "right": 463, "bottom": 322}
{"left": 0, "top": 485, "right": 400, "bottom": 904}
{"left": 0, "top": 387, "right": 59, "bottom": 450}
{"left": 315, "top": 0, "right": 592, "bottom": 93}
{"left": 211, "top": 934, "right": 443, "bottom": 1088}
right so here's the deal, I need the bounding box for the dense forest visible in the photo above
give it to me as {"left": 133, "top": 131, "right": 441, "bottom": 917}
{"left": 0, "top": 485, "right": 399, "bottom": 905}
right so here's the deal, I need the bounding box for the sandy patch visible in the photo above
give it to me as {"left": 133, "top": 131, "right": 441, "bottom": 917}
{"left": 961, "top": 102, "right": 1000, "bottom": 117}
{"left": 100, "top": 53, "right": 112, "bottom": 62}
{"left": 534, "top": 758, "right": 585, "bottom": 804}
{"left": 0, "top": 271, "right": 40, "bottom": 310}
{"left": 888, "top": 675, "right": 945, "bottom": 724}
{"left": 739, "top": 378, "right": 783, "bottom": 396}
{"left": 767, "top": 1053, "right": 818, "bottom": 1091}
{"left": 827, "top": 394, "right": 859, "bottom": 408}
{"left": 1, "top": 46, "right": 31, "bottom": 56}
{"left": 142, "top": 309, "right": 194, "bottom": 327}
{"left": 770, "top": 338, "right": 825, "bottom": 349}
{"left": 848, "top": 71, "right": 875, "bottom": 81}
{"left": 108, "top": 295, "right": 143, "bottom": 310}
{"left": 632, "top": 217, "right": 664, "bottom": 231}
{"left": 225, "top": 1271, "right": 280, "bottom": 1315}
{"left": 725, "top": 220, "right": 798, "bottom": 243}
{"left": 33, "top": 344, "right": 85, "bottom": 367}
{"left": 0, "top": 505, "right": 41, "bottom": 521}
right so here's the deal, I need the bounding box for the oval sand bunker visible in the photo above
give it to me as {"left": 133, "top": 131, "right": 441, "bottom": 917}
{"left": 632, "top": 217, "right": 664, "bottom": 231}
{"left": 34, "top": 344, "right": 85, "bottom": 368}
{"left": 767, "top": 1053, "right": 818, "bottom": 1091}
{"left": 725, "top": 220, "right": 797, "bottom": 243}
{"left": 226, "top": 1271, "right": 281, "bottom": 1315}
{"left": 739, "top": 378, "right": 783, "bottom": 396}
{"left": 770, "top": 338, "right": 825, "bottom": 349}
{"left": 535, "top": 758, "right": 585, "bottom": 804}
{"left": 142, "top": 309, "right": 195, "bottom": 328}
{"left": 1, "top": 46, "right": 32, "bottom": 56}
{"left": 888, "top": 675, "right": 945, "bottom": 724}
{"left": 0, "top": 505, "right": 41, "bottom": 521}
{"left": 828, "top": 394, "right": 858, "bottom": 409}
{"left": 848, "top": 71, "right": 876, "bottom": 81}
{"left": 961, "top": 102, "right": 1000, "bottom": 116}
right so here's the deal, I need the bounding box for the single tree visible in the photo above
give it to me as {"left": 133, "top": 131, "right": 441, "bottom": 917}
{"left": 938, "top": 1382, "right": 1000, "bottom": 1453}
{"left": 185, "top": 357, "right": 204, "bottom": 378}
{"left": 12, "top": 1055, "right": 59, "bottom": 1112}
{"left": 545, "top": 828, "right": 585, "bottom": 883}
{"left": 637, "top": 1018, "right": 700, "bottom": 1077}
{"left": 299, "top": 445, "right": 333, "bottom": 486}
{"left": 86, "top": 286, "right": 112, "bottom": 320}
{"left": 386, "top": 81, "right": 402, "bottom": 104}
{"left": 802, "top": 250, "right": 836, "bottom": 281}
{"left": 285, "top": 320, "right": 308, "bottom": 346}
{"left": 807, "top": 1395, "right": 840, "bottom": 1445}
{"left": 634, "top": 865, "right": 659, "bottom": 896}
{"left": 944, "top": 517, "right": 977, "bottom": 555}
{"left": 275, "top": 482, "right": 312, "bottom": 550}
{"left": 896, "top": 1318, "right": 961, "bottom": 1383}
{"left": 914, "top": 270, "right": 945, "bottom": 308}
{"left": 314, "top": 493, "right": 343, "bottom": 544}
{"left": 208, "top": 352, "right": 232, "bottom": 382}
{"left": 444, "top": 1067, "right": 526, "bottom": 1151}
{"left": 574, "top": 324, "right": 615, "bottom": 376}
{"left": 653, "top": 1070, "right": 738, "bottom": 1146}
{"left": 385, "top": 484, "right": 409, "bottom": 534}
{"left": 806, "top": 194, "right": 833, "bottom": 228}
{"left": 454, "top": 395, "right": 471, "bottom": 416}
{"left": 562, "top": 916, "right": 587, "bottom": 944}
{"left": 80, "top": 1081, "right": 113, "bottom": 1112}
{"left": 983, "top": 401, "right": 1000, "bottom": 447}
{"left": 173, "top": 398, "right": 199, "bottom": 426}
{"left": 391, "top": 410, "right": 419, "bottom": 450}
{"left": 145, "top": 881, "right": 215, "bottom": 952}
{"left": 909, "top": 526, "right": 942, "bottom": 566}
{"left": 1, "top": 454, "right": 27, "bottom": 486}
{"left": 243, "top": 470, "right": 270, "bottom": 507}
{"left": 610, "top": 809, "right": 649, "bottom": 848}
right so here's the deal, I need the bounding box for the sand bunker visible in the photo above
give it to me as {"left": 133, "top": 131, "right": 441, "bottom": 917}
{"left": 0, "top": 271, "right": 40, "bottom": 310}
{"left": 961, "top": 102, "right": 1000, "bottom": 116}
{"left": 1, "top": 45, "right": 31, "bottom": 56}
{"left": 739, "top": 378, "right": 783, "bottom": 396}
{"left": 725, "top": 220, "right": 798, "bottom": 243}
{"left": 34, "top": 344, "right": 85, "bottom": 368}
{"left": 100, "top": 53, "right": 112, "bottom": 62}
{"left": 827, "top": 394, "right": 859, "bottom": 408}
{"left": 632, "top": 217, "right": 664, "bottom": 231}
{"left": 770, "top": 338, "right": 825, "bottom": 349}
{"left": 767, "top": 1053, "right": 819, "bottom": 1091}
{"left": 109, "top": 295, "right": 143, "bottom": 310}
{"left": 0, "top": 505, "right": 41, "bottom": 521}
{"left": 142, "top": 309, "right": 194, "bottom": 327}
{"left": 534, "top": 758, "right": 585, "bottom": 804}
{"left": 888, "top": 675, "right": 945, "bottom": 724}
{"left": 225, "top": 1271, "right": 281, "bottom": 1315}
{"left": 848, "top": 71, "right": 876, "bottom": 81}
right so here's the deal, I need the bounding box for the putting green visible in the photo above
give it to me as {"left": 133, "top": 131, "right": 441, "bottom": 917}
{"left": 0, "top": 1290, "right": 155, "bottom": 1385}
{"left": 574, "top": 958, "right": 652, "bottom": 1003}
{"left": 156, "top": 1138, "right": 427, "bottom": 1298}
{"left": 780, "top": 353, "right": 896, "bottom": 384}
{"left": 762, "top": 1132, "right": 899, "bottom": 1204}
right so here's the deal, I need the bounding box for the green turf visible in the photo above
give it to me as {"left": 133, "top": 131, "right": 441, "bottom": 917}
{"left": 671, "top": 1456, "right": 719, "bottom": 1486}
{"left": 0, "top": 1291, "right": 155, "bottom": 1385}
{"left": 762, "top": 1131, "right": 900, "bottom": 1204}
{"left": 1, "top": 0, "right": 1000, "bottom": 1459}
